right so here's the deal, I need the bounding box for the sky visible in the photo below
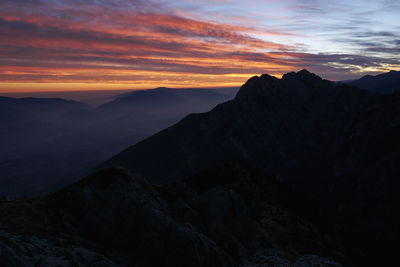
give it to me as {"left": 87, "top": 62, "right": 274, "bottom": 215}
{"left": 0, "top": 0, "right": 399, "bottom": 92}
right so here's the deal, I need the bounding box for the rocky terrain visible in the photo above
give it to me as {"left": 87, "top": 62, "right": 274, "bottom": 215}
{"left": 0, "top": 166, "right": 343, "bottom": 266}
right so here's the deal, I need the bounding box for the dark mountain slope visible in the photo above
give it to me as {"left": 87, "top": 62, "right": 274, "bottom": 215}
{"left": 103, "top": 70, "right": 400, "bottom": 259}
{"left": 348, "top": 70, "right": 400, "bottom": 94}
{"left": 0, "top": 166, "right": 344, "bottom": 266}
{"left": 103, "top": 69, "right": 394, "bottom": 188}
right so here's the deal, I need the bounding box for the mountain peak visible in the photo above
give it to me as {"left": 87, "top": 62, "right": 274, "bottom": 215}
{"left": 234, "top": 74, "right": 279, "bottom": 101}
{"left": 299, "top": 69, "right": 311, "bottom": 74}
{"left": 281, "top": 69, "right": 322, "bottom": 83}
{"left": 235, "top": 70, "right": 327, "bottom": 102}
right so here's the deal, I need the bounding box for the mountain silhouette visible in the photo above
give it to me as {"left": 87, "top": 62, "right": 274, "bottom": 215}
{"left": 104, "top": 69, "right": 398, "bottom": 187}
{"left": 347, "top": 70, "right": 400, "bottom": 94}
{"left": 96, "top": 87, "right": 237, "bottom": 136}
{"left": 1, "top": 71, "right": 399, "bottom": 265}
{"left": 99, "top": 87, "right": 236, "bottom": 114}
{"left": 103, "top": 70, "right": 400, "bottom": 260}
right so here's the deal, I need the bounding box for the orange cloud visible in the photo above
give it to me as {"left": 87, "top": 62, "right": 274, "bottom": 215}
{"left": 1, "top": 1, "right": 390, "bottom": 92}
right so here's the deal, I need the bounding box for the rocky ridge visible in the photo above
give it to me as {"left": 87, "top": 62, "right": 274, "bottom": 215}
{"left": 103, "top": 70, "right": 400, "bottom": 264}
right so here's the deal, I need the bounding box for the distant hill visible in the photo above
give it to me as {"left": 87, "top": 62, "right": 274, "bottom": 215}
{"left": 346, "top": 70, "right": 400, "bottom": 94}
{"left": 98, "top": 87, "right": 237, "bottom": 116}
{"left": 0, "top": 97, "right": 90, "bottom": 127}
{"left": 96, "top": 87, "right": 237, "bottom": 134}
{"left": 0, "top": 88, "right": 237, "bottom": 198}
{"left": 0, "top": 97, "right": 99, "bottom": 199}
{"left": 0, "top": 96, "right": 92, "bottom": 156}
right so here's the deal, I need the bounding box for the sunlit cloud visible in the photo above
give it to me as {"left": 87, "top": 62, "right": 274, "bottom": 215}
{"left": 0, "top": 0, "right": 399, "bottom": 92}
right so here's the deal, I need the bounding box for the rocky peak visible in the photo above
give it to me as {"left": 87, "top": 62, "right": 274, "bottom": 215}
{"left": 281, "top": 69, "right": 328, "bottom": 91}
{"left": 282, "top": 69, "right": 322, "bottom": 83}
{"left": 234, "top": 73, "right": 279, "bottom": 101}
{"left": 235, "top": 69, "right": 331, "bottom": 104}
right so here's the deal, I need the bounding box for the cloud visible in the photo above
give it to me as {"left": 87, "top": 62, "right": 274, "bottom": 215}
{"left": 0, "top": 0, "right": 399, "bottom": 90}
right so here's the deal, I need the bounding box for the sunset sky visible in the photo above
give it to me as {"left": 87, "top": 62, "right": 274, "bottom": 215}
{"left": 1, "top": 0, "right": 399, "bottom": 92}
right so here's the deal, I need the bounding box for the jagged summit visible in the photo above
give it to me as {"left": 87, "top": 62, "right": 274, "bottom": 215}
{"left": 281, "top": 69, "right": 324, "bottom": 84}
{"left": 235, "top": 69, "right": 332, "bottom": 102}
{"left": 282, "top": 69, "right": 312, "bottom": 78}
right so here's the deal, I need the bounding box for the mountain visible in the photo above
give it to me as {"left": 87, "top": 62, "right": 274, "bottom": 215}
{"left": 98, "top": 87, "right": 237, "bottom": 116}
{"left": 103, "top": 70, "right": 400, "bottom": 264}
{"left": 0, "top": 97, "right": 99, "bottom": 198}
{"left": 0, "top": 88, "right": 237, "bottom": 198}
{"left": 0, "top": 166, "right": 344, "bottom": 266}
{"left": 104, "top": 69, "right": 397, "bottom": 187}
{"left": 2, "top": 70, "right": 398, "bottom": 265}
{"left": 347, "top": 70, "right": 400, "bottom": 94}
{"left": 96, "top": 87, "right": 237, "bottom": 136}
{"left": 0, "top": 97, "right": 94, "bottom": 155}
{"left": 0, "top": 97, "right": 90, "bottom": 139}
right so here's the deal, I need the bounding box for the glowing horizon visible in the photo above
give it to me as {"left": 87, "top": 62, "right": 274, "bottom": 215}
{"left": 1, "top": 0, "right": 399, "bottom": 92}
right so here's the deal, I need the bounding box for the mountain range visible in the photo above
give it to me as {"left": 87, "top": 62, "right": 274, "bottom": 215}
{"left": 0, "top": 88, "right": 237, "bottom": 199}
{"left": 102, "top": 69, "right": 400, "bottom": 264}
{"left": 1, "top": 70, "right": 400, "bottom": 265}
{"left": 343, "top": 70, "right": 400, "bottom": 94}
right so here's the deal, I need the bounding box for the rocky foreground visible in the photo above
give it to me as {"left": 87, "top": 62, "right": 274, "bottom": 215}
{"left": 0, "top": 167, "right": 343, "bottom": 266}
